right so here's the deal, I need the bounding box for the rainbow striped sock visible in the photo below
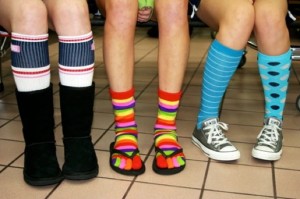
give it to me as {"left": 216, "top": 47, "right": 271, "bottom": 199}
{"left": 110, "top": 88, "right": 142, "bottom": 171}
{"left": 154, "top": 89, "right": 185, "bottom": 169}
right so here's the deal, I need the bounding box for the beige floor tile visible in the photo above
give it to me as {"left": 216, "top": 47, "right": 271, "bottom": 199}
{"left": 95, "top": 151, "right": 136, "bottom": 181}
{"left": 202, "top": 190, "right": 272, "bottom": 199}
{"left": 0, "top": 167, "right": 55, "bottom": 199}
{"left": 206, "top": 162, "right": 274, "bottom": 197}
{"left": 0, "top": 120, "right": 23, "bottom": 141}
{"left": 283, "top": 129, "right": 300, "bottom": 147}
{"left": 275, "top": 169, "right": 300, "bottom": 199}
{"left": 0, "top": 103, "right": 19, "bottom": 119}
{"left": 127, "top": 182, "right": 201, "bottom": 199}
{"left": 233, "top": 142, "right": 272, "bottom": 167}
{"left": 136, "top": 157, "right": 207, "bottom": 189}
{"left": 0, "top": 119, "right": 9, "bottom": 126}
{"left": 92, "top": 112, "right": 115, "bottom": 129}
{"left": 0, "top": 140, "right": 24, "bottom": 165}
{"left": 225, "top": 124, "right": 260, "bottom": 144}
{"left": 49, "top": 178, "right": 131, "bottom": 199}
{"left": 274, "top": 147, "right": 300, "bottom": 170}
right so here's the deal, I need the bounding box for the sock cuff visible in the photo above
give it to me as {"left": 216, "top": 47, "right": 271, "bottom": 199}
{"left": 158, "top": 89, "right": 182, "bottom": 101}
{"left": 258, "top": 49, "right": 292, "bottom": 62}
{"left": 212, "top": 39, "right": 244, "bottom": 57}
{"left": 58, "top": 31, "right": 93, "bottom": 43}
{"left": 11, "top": 32, "right": 48, "bottom": 42}
{"left": 110, "top": 88, "right": 135, "bottom": 99}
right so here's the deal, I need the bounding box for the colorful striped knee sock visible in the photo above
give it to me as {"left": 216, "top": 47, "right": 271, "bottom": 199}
{"left": 110, "top": 88, "right": 143, "bottom": 171}
{"left": 258, "top": 50, "right": 292, "bottom": 120}
{"left": 154, "top": 89, "right": 185, "bottom": 170}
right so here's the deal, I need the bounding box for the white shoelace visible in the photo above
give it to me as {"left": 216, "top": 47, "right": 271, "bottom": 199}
{"left": 189, "top": 2, "right": 198, "bottom": 19}
{"left": 256, "top": 124, "right": 282, "bottom": 148}
{"left": 203, "top": 122, "right": 230, "bottom": 147}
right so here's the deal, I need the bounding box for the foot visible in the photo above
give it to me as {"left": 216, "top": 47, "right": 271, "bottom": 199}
{"left": 62, "top": 136, "right": 99, "bottom": 180}
{"left": 110, "top": 133, "right": 145, "bottom": 176}
{"left": 252, "top": 117, "right": 283, "bottom": 161}
{"left": 192, "top": 118, "right": 240, "bottom": 161}
{"left": 24, "top": 143, "right": 63, "bottom": 186}
{"left": 153, "top": 130, "right": 186, "bottom": 175}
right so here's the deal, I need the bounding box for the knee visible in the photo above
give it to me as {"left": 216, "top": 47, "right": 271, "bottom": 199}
{"left": 105, "top": 1, "right": 137, "bottom": 31}
{"left": 17, "top": 2, "right": 48, "bottom": 31}
{"left": 157, "top": 1, "right": 189, "bottom": 32}
{"left": 48, "top": 0, "right": 89, "bottom": 22}
{"left": 255, "top": 6, "right": 287, "bottom": 33}
{"left": 222, "top": 2, "right": 255, "bottom": 33}
{"left": 20, "top": 1, "right": 47, "bottom": 18}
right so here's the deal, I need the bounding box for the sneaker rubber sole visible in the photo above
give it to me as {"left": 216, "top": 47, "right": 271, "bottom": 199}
{"left": 192, "top": 135, "right": 240, "bottom": 161}
{"left": 252, "top": 148, "right": 282, "bottom": 161}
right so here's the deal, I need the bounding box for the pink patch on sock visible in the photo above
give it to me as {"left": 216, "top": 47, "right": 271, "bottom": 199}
{"left": 172, "top": 157, "right": 180, "bottom": 168}
{"left": 119, "top": 158, "right": 126, "bottom": 169}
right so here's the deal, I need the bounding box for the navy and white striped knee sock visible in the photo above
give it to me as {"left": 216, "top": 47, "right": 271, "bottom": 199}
{"left": 58, "top": 32, "right": 95, "bottom": 87}
{"left": 11, "top": 33, "right": 50, "bottom": 92}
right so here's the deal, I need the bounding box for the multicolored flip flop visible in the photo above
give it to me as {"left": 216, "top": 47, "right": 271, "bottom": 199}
{"left": 109, "top": 142, "right": 146, "bottom": 176}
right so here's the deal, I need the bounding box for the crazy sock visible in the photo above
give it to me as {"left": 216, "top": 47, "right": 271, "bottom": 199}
{"left": 58, "top": 32, "right": 94, "bottom": 87}
{"left": 110, "top": 88, "right": 142, "bottom": 170}
{"left": 197, "top": 39, "right": 244, "bottom": 128}
{"left": 154, "top": 89, "right": 185, "bottom": 169}
{"left": 258, "top": 50, "right": 292, "bottom": 120}
{"left": 11, "top": 33, "right": 50, "bottom": 92}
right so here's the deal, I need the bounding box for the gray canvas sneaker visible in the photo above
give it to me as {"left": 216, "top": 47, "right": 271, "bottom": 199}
{"left": 192, "top": 118, "right": 240, "bottom": 161}
{"left": 252, "top": 117, "right": 283, "bottom": 161}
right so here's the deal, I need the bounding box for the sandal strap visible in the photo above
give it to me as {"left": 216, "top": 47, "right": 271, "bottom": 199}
{"left": 155, "top": 147, "right": 183, "bottom": 159}
{"left": 110, "top": 142, "right": 140, "bottom": 159}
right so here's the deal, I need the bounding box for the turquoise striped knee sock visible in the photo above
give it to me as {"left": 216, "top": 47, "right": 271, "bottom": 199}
{"left": 197, "top": 40, "right": 244, "bottom": 129}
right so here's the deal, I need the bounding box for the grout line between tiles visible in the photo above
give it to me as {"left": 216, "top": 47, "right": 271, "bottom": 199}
{"left": 199, "top": 159, "right": 210, "bottom": 199}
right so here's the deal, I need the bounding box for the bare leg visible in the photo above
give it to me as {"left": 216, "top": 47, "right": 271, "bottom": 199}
{"left": 151, "top": 0, "right": 189, "bottom": 174}
{"left": 0, "top": 0, "right": 47, "bottom": 34}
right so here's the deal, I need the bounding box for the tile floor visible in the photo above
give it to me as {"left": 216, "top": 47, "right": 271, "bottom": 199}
{"left": 1, "top": 26, "right": 300, "bottom": 199}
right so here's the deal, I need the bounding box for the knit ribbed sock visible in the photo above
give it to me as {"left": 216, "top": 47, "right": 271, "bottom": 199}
{"left": 110, "top": 88, "right": 143, "bottom": 171}
{"left": 58, "top": 32, "right": 94, "bottom": 87}
{"left": 11, "top": 33, "right": 50, "bottom": 92}
{"left": 197, "top": 39, "right": 244, "bottom": 128}
{"left": 154, "top": 89, "right": 185, "bottom": 169}
{"left": 258, "top": 50, "right": 292, "bottom": 120}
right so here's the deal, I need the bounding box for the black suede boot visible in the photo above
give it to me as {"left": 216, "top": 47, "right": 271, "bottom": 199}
{"left": 16, "top": 85, "right": 63, "bottom": 186}
{"left": 59, "top": 83, "right": 99, "bottom": 180}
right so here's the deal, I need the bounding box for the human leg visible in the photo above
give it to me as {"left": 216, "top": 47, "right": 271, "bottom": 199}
{"left": 96, "top": 0, "right": 153, "bottom": 22}
{"left": 192, "top": 0, "right": 254, "bottom": 161}
{"left": 252, "top": 0, "right": 291, "bottom": 161}
{"left": 0, "top": 0, "right": 63, "bottom": 186}
{"left": 150, "top": 0, "right": 188, "bottom": 175}
{"left": 102, "top": 0, "right": 145, "bottom": 175}
{"left": 44, "top": 0, "right": 98, "bottom": 179}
